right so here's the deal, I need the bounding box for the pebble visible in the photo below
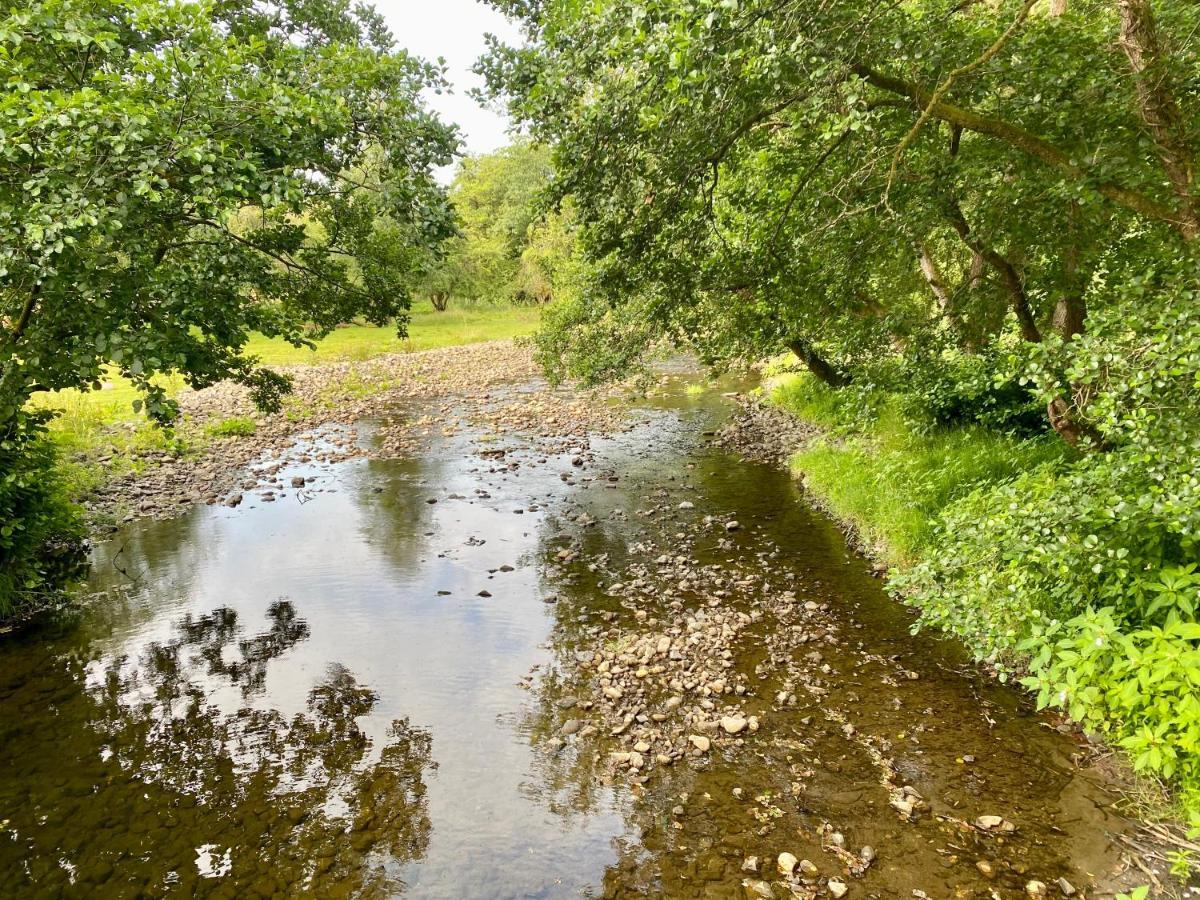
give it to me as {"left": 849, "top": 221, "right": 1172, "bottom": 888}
{"left": 720, "top": 716, "right": 747, "bottom": 735}
{"left": 688, "top": 735, "right": 711, "bottom": 752}
{"left": 975, "top": 815, "right": 1015, "bottom": 832}
{"left": 777, "top": 852, "right": 798, "bottom": 876}
{"left": 828, "top": 878, "right": 848, "bottom": 898}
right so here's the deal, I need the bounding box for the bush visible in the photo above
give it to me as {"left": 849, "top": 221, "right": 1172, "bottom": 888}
{"left": 0, "top": 411, "right": 86, "bottom": 620}
{"left": 888, "top": 294, "right": 1200, "bottom": 813}
{"left": 899, "top": 341, "right": 1047, "bottom": 437}
{"left": 1021, "top": 608, "right": 1200, "bottom": 815}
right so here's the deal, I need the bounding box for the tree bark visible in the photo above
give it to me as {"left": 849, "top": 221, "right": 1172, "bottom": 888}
{"left": 917, "top": 241, "right": 953, "bottom": 311}
{"left": 5, "top": 283, "right": 40, "bottom": 347}
{"left": 787, "top": 337, "right": 852, "bottom": 388}
{"left": 1117, "top": 0, "right": 1200, "bottom": 239}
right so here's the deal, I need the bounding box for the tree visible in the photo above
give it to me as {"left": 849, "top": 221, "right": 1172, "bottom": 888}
{"left": 0, "top": 0, "right": 458, "bottom": 426}
{"left": 420, "top": 139, "right": 562, "bottom": 307}
{"left": 479, "top": 0, "right": 1200, "bottom": 442}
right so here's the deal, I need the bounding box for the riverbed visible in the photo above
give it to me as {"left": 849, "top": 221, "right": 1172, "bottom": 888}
{"left": 0, "top": 363, "right": 1133, "bottom": 898}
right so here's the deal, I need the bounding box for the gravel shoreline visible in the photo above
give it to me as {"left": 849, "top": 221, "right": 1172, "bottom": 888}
{"left": 82, "top": 340, "right": 629, "bottom": 531}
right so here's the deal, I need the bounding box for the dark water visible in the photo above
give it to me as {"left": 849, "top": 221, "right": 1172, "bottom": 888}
{"left": 0, "top": 376, "right": 1127, "bottom": 898}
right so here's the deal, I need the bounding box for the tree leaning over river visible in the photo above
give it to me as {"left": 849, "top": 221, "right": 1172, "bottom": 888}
{"left": 480, "top": 0, "right": 1199, "bottom": 442}
{"left": 0, "top": 0, "right": 458, "bottom": 604}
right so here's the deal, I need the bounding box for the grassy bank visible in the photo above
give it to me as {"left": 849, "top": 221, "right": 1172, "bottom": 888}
{"left": 772, "top": 374, "right": 1066, "bottom": 565}
{"left": 771, "top": 370, "right": 1200, "bottom": 827}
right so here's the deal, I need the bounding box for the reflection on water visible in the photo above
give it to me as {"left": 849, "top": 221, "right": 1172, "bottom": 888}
{"left": 0, "top": 376, "right": 1131, "bottom": 898}
{"left": 0, "top": 594, "right": 433, "bottom": 897}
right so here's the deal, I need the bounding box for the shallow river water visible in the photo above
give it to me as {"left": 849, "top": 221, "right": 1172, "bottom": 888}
{"left": 0, "top": 374, "right": 1131, "bottom": 898}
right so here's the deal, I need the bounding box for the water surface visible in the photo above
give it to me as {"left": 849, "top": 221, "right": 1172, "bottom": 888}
{"left": 0, "top": 376, "right": 1128, "bottom": 898}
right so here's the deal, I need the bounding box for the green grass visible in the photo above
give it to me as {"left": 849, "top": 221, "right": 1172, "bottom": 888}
{"left": 771, "top": 372, "right": 1066, "bottom": 564}
{"left": 206, "top": 416, "right": 257, "bottom": 438}
{"left": 244, "top": 301, "right": 541, "bottom": 365}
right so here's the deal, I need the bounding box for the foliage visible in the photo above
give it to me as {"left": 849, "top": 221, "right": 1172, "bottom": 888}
{"left": 777, "top": 374, "right": 1065, "bottom": 563}
{"left": 480, "top": 0, "right": 1199, "bottom": 437}
{"left": 0, "top": 411, "right": 84, "bottom": 617}
{"left": 1, "top": 0, "right": 458, "bottom": 431}
{"left": 419, "top": 140, "right": 577, "bottom": 307}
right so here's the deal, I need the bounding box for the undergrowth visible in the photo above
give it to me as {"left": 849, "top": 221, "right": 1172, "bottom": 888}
{"left": 772, "top": 369, "right": 1200, "bottom": 824}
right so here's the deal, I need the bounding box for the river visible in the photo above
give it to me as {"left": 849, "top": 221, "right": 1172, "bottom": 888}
{"left": 0, "top": 368, "right": 1130, "bottom": 898}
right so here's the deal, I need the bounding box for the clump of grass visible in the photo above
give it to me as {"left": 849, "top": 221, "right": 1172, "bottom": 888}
{"left": 205, "top": 416, "right": 257, "bottom": 438}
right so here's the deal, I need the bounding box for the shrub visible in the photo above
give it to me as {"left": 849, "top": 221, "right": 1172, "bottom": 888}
{"left": 1020, "top": 608, "right": 1200, "bottom": 813}
{"left": 0, "top": 411, "right": 86, "bottom": 620}
{"left": 899, "top": 341, "right": 1047, "bottom": 437}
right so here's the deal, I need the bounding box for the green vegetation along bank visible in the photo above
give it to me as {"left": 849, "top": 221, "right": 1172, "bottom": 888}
{"left": 481, "top": 0, "right": 1200, "bottom": 822}
{"left": 772, "top": 364, "right": 1200, "bottom": 826}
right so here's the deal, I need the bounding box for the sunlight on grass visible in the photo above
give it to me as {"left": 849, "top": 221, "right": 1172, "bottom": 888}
{"left": 245, "top": 302, "right": 541, "bottom": 365}
{"left": 772, "top": 372, "right": 1065, "bottom": 564}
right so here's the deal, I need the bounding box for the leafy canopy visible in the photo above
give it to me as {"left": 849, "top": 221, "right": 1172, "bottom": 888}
{"left": 420, "top": 140, "right": 569, "bottom": 307}
{"left": 1, "top": 0, "right": 458, "bottom": 424}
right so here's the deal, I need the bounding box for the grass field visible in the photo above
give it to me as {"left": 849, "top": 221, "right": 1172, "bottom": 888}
{"left": 243, "top": 303, "right": 541, "bottom": 364}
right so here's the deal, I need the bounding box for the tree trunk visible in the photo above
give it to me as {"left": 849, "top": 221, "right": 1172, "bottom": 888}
{"left": 944, "top": 201, "right": 1042, "bottom": 342}
{"left": 787, "top": 337, "right": 851, "bottom": 388}
{"left": 1117, "top": 0, "right": 1200, "bottom": 240}
{"left": 939, "top": 200, "right": 1108, "bottom": 446}
{"left": 917, "top": 241, "right": 953, "bottom": 311}
{"left": 430, "top": 292, "right": 449, "bottom": 312}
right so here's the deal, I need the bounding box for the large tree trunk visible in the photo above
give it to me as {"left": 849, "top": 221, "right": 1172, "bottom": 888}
{"left": 787, "top": 337, "right": 851, "bottom": 388}
{"left": 1117, "top": 0, "right": 1200, "bottom": 240}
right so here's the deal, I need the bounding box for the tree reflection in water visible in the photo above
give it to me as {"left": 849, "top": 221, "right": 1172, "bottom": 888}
{"left": 0, "top": 601, "right": 434, "bottom": 897}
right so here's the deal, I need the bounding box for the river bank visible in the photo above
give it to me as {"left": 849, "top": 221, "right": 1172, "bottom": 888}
{"left": 1, "top": 344, "right": 1184, "bottom": 897}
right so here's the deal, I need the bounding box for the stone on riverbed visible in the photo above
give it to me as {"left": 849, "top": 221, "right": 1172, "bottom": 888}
{"left": 720, "top": 715, "right": 747, "bottom": 735}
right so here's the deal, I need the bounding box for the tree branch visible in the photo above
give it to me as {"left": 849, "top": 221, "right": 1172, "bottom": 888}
{"left": 853, "top": 62, "right": 1189, "bottom": 233}
{"left": 885, "top": 0, "right": 1037, "bottom": 194}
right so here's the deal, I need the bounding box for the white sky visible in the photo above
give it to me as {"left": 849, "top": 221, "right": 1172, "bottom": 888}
{"left": 373, "top": 0, "right": 524, "bottom": 178}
